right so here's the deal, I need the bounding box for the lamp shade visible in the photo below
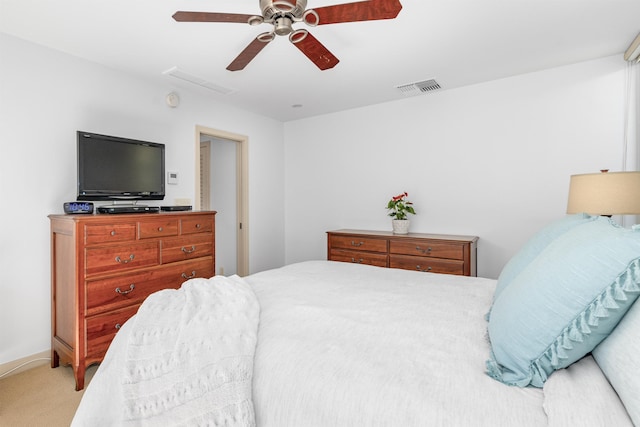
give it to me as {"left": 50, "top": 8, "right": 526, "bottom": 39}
{"left": 567, "top": 171, "right": 640, "bottom": 215}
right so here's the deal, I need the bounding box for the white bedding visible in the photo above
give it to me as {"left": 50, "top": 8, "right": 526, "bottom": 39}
{"left": 72, "top": 275, "right": 259, "bottom": 426}
{"left": 72, "top": 261, "right": 630, "bottom": 426}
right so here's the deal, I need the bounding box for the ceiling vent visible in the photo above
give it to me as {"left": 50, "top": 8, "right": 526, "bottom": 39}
{"left": 396, "top": 79, "right": 441, "bottom": 97}
{"left": 162, "top": 66, "right": 237, "bottom": 95}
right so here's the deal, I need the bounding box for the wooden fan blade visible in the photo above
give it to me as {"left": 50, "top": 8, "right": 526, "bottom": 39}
{"left": 310, "top": 0, "right": 402, "bottom": 25}
{"left": 227, "top": 37, "right": 272, "bottom": 71}
{"left": 291, "top": 32, "right": 339, "bottom": 71}
{"left": 172, "top": 11, "right": 255, "bottom": 24}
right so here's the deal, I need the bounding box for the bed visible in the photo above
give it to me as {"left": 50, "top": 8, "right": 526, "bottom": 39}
{"left": 72, "top": 214, "right": 640, "bottom": 426}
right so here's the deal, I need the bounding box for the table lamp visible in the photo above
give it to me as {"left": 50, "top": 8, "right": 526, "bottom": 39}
{"left": 567, "top": 170, "right": 640, "bottom": 216}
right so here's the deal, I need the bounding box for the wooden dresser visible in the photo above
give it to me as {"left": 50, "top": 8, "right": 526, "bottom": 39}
{"left": 327, "top": 229, "right": 478, "bottom": 276}
{"left": 49, "top": 211, "right": 216, "bottom": 390}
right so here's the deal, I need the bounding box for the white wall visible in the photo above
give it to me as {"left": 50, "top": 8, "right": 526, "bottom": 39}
{"left": 0, "top": 33, "right": 285, "bottom": 365}
{"left": 284, "top": 55, "right": 627, "bottom": 278}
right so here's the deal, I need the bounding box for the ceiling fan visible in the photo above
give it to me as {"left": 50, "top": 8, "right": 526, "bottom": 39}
{"left": 172, "top": 0, "right": 403, "bottom": 71}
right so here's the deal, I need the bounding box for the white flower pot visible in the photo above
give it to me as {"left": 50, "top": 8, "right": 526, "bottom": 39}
{"left": 392, "top": 219, "right": 410, "bottom": 234}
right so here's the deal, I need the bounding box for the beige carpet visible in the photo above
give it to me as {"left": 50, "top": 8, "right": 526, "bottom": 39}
{"left": 0, "top": 363, "right": 97, "bottom": 427}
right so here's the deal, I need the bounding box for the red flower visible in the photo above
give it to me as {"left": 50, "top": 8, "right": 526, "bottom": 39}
{"left": 392, "top": 192, "right": 408, "bottom": 201}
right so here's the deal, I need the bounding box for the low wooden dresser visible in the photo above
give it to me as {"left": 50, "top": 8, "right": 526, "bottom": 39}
{"left": 327, "top": 229, "right": 478, "bottom": 276}
{"left": 49, "top": 211, "right": 216, "bottom": 390}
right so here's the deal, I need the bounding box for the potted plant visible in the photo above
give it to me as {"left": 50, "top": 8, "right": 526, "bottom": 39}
{"left": 386, "top": 192, "right": 416, "bottom": 234}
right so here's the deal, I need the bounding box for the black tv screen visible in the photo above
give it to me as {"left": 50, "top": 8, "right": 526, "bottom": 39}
{"left": 77, "top": 131, "right": 165, "bottom": 201}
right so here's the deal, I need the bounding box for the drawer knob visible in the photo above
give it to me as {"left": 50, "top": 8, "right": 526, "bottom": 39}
{"left": 115, "top": 323, "right": 122, "bottom": 330}
{"left": 415, "top": 246, "right": 432, "bottom": 253}
{"left": 115, "top": 254, "right": 135, "bottom": 264}
{"left": 181, "top": 245, "right": 196, "bottom": 254}
{"left": 181, "top": 270, "right": 196, "bottom": 280}
{"left": 350, "top": 257, "right": 364, "bottom": 264}
{"left": 195, "top": 223, "right": 201, "bottom": 229}
{"left": 110, "top": 230, "right": 116, "bottom": 236}
{"left": 158, "top": 227, "right": 163, "bottom": 232}
{"left": 416, "top": 265, "right": 432, "bottom": 272}
{"left": 115, "top": 284, "right": 135, "bottom": 295}
{"left": 350, "top": 241, "right": 364, "bottom": 247}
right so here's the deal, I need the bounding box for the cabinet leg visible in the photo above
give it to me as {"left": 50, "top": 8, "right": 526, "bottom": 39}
{"left": 74, "top": 365, "right": 86, "bottom": 391}
{"left": 51, "top": 348, "right": 59, "bottom": 368}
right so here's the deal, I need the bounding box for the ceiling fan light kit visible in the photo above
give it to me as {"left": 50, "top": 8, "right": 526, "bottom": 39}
{"left": 172, "top": 0, "right": 402, "bottom": 71}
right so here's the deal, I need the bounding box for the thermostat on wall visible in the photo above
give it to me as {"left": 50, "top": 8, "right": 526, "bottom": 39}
{"left": 167, "top": 171, "right": 178, "bottom": 185}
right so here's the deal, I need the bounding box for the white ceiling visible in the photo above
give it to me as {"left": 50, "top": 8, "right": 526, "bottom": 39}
{"left": 1, "top": 0, "right": 639, "bottom": 121}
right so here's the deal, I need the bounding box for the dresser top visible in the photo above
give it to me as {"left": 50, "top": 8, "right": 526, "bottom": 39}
{"left": 49, "top": 210, "right": 217, "bottom": 221}
{"left": 327, "top": 229, "right": 479, "bottom": 243}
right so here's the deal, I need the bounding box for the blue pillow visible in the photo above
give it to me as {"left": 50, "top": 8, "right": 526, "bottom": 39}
{"left": 487, "top": 216, "right": 640, "bottom": 387}
{"left": 493, "top": 213, "right": 597, "bottom": 302}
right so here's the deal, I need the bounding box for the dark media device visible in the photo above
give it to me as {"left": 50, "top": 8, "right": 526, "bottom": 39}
{"left": 161, "top": 205, "right": 192, "bottom": 212}
{"left": 64, "top": 201, "right": 94, "bottom": 214}
{"left": 77, "top": 131, "right": 165, "bottom": 202}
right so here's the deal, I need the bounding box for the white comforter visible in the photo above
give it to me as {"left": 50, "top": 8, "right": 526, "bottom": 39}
{"left": 73, "top": 261, "right": 631, "bottom": 426}
{"left": 72, "top": 275, "right": 259, "bottom": 426}
{"left": 246, "top": 261, "right": 546, "bottom": 426}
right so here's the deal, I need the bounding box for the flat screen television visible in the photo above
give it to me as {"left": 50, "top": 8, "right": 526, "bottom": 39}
{"left": 77, "top": 131, "right": 165, "bottom": 202}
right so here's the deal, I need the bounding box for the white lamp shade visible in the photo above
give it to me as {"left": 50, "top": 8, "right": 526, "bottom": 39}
{"left": 567, "top": 171, "right": 640, "bottom": 215}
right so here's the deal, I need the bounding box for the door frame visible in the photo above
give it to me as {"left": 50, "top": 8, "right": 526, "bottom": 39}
{"left": 195, "top": 125, "right": 249, "bottom": 276}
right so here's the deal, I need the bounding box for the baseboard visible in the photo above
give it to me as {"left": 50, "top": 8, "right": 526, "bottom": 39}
{"left": 0, "top": 350, "right": 51, "bottom": 379}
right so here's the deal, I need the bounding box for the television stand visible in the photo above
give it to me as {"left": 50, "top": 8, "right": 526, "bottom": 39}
{"left": 97, "top": 205, "right": 160, "bottom": 214}
{"left": 49, "top": 211, "right": 216, "bottom": 389}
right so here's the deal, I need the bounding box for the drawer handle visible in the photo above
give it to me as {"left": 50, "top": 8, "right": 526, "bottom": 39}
{"left": 115, "top": 254, "right": 135, "bottom": 264}
{"left": 416, "top": 265, "right": 432, "bottom": 272}
{"left": 110, "top": 230, "right": 116, "bottom": 236}
{"left": 115, "top": 323, "right": 122, "bottom": 330}
{"left": 350, "top": 257, "right": 364, "bottom": 264}
{"left": 181, "top": 245, "right": 196, "bottom": 254}
{"left": 158, "top": 227, "right": 163, "bottom": 232}
{"left": 182, "top": 270, "right": 196, "bottom": 279}
{"left": 350, "top": 241, "right": 364, "bottom": 247}
{"left": 115, "top": 284, "right": 135, "bottom": 295}
{"left": 415, "top": 246, "right": 432, "bottom": 253}
{"left": 195, "top": 223, "right": 201, "bottom": 229}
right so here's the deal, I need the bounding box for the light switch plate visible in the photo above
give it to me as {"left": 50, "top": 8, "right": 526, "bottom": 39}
{"left": 167, "top": 171, "right": 178, "bottom": 185}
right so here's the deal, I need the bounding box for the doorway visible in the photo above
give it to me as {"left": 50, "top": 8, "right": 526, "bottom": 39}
{"left": 195, "top": 125, "right": 249, "bottom": 276}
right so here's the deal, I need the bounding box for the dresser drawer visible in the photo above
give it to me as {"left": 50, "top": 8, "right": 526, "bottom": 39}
{"left": 181, "top": 216, "right": 214, "bottom": 234}
{"left": 330, "top": 249, "right": 388, "bottom": 267}
{"left": 85, "top": 257, "right": 214, "bottom": 316}
{"left": 85, "top": 270, "right": 168, "bottom": 316}
{"left": 162, "top": 233, "right": 214, "bottom": 264}
{"left": 390, "top": 239, "right": 465, "bottom": 260}
{"left": 84, "top": 223, "right": 136, "bottom": 245}
{"left": 85, "top": 305, "right": 139, "bottom": 359}
{"left": 85, "top": 241, "right": 159, "bottom": 276}
{"left": 170, "top": 256, "right": 215, "bottom": 283}
{"left": 138, "top": 218, "right": 179, "bottom": 239}
{"left": 86, "top": 271, "right": 153, "bottom": 315}
{"left": 330, "top": 235, "right": 387, "bottom": 253}
{"left": 389, "top": 255, "right": 466, "bottom": 275}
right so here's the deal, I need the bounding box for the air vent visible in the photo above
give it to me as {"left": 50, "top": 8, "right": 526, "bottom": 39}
{"left": 163, "top": 66, "right": 237, "bottom": 95}
{"left": 396, "top": 79, "right": 441, "bottom": 97}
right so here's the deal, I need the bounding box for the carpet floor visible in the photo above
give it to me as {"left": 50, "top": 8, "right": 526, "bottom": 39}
{"left": 0, "top": 362, "right": 97, "bottom": 427}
